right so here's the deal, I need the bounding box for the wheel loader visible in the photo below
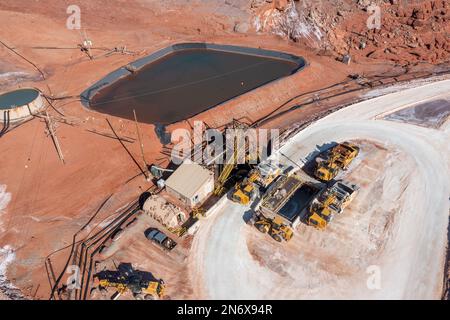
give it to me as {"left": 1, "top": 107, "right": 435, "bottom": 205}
{"left": 231, "top": 171, "right": 260, "bottom": 205}
{"left": 314, "top": 157, "right": 340, "bottom": 182}
{"left": 254, "top": 215, "right": 293, "bottom": 242}
{"left": 307, "top": 200, "right": 335, "bottom": 231}
{"left": 232, "top": 181, "right": 258, "bottom": 205}
{"left": 93, "top": 263, "right": 165, "bottom": 300}
{"left": 332, "top": 142, "right": 360, "bottom": 170}
{"left": 232, "top": 165, "right": 281, "bottom": 206}
{"left": 314, "top": 142, "right": 359, "bottom": 181}
{"left": 307, "top": 181, "right": 358, "bottom": 230}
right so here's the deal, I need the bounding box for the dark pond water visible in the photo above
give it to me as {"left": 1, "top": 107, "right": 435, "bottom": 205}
{"left": 90, "top": 48, "right": 303, "bottom": 124}
{"left": 0, "top": 88, "right": 39, "bottom": 109}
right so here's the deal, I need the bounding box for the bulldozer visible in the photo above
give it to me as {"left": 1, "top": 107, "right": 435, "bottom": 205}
{"left": 314, "top": 142, "right": 359, "bottom": 181}
{"left": 254, "top": 214, "right": 293, "bottom": 242}
{"left": 93, "top": 263, "right": 165, "bottom": 300}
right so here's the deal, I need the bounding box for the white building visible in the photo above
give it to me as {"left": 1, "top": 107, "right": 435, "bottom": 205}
{"left": 165, "top": 162, "right": 214, "bottom": 207}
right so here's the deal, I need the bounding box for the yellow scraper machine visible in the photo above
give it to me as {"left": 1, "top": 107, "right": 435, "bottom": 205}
{"left": 93, "top": 263, "right": 165, "bottom": 300}
{"left": 314, "top": 141, "right": 360, "bottom": 181}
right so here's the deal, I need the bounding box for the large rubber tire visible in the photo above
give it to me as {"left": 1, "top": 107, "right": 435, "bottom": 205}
{"left": 256, "top": 223, "right": 268, "bottom": 233}
{"left": 272, "top": 234, "right": 283, "bottom": 242}
{"left": 134, "top": 293, "right": 145, "bottom": 300}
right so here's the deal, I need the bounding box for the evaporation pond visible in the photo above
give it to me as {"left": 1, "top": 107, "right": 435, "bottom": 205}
{"left": 90, "top": 49, "right": 301, "bottom": 124}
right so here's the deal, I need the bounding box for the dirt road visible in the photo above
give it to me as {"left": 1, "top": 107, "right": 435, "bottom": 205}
{"left": 189, "top": 79, "right": 450, "bottom": 299}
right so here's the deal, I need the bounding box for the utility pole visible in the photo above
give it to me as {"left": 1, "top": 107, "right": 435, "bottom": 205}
{"left": 133, "top": 109, "right": 151, "bottom": 181}
{"left": 44, "top": 111, "right": 65, "bottom": 164}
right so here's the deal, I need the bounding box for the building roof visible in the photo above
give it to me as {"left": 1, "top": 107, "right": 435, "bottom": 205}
{"left": 165, "top": 162, "right": 213, "bottom": 199}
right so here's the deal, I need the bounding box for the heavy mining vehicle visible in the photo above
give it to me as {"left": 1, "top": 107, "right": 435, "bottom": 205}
{"left": 231, "top": 171, "right": 260, "bottom": 205}
{"left": 307, "top": 181, "right": 358, "bottom": 230}
{"left": 93, "top": 263, "right": 165, "bottom": 300}
{"left": 232, "top": 163, "right": 281, "bottom": 206}
{"left": 314, "top": 142, "right": 359, "bottom": 181}
{"left": 332, "top": 142, "right": 360, "bottom": 170}
{"left": 254, "top": 214, "right": 293, "bottom": 242}
{"left": 307, "top": 197, "right": 336, "bottom": 230}
{"left": 314, "top": 157, "right": 341, "bottom": 181}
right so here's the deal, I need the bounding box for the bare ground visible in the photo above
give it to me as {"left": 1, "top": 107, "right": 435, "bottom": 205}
{"left": 0, "top": 0, "right": 449, "bottom": 299}
{"left": 189, "top": 80, "right": 450, "bottom": 299}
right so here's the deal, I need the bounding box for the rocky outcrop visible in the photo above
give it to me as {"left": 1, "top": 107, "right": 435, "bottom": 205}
{"left": 249, "top": 0, "right": 449, "bottom": 66}
{"left": 252, "top": 0, "right": 323, "bottom": 46}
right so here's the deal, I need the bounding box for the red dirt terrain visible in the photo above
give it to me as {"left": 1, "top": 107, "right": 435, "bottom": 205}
{"left": 0, "top": 0, "right": 449, "bottom": 299}
{"left": 252, "top": 0, "right": 450, "bottom": 65}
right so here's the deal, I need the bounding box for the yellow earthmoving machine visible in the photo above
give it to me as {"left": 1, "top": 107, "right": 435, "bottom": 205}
{"left": 307, "top": 206, "right": 333, "bottom": 230}
{"left": 232, "top": 181, "right": 257, "bottom": 205}
{"left": 314, "top": 142, "right": 360, "bottom": 181}
{"left": 232, "top": 163, "right": 282, "bottom": 206}
{"left": 231, "top": 171, "right": 260, "bottom": 205}
{"left": 307, "top": 181, "right": 358, "bottom": 230}
{"left": 254, "top": 215, "right": 293, "bottom": 242}
{"left": 314, "top": 156, "right": 340, "bottom": 182}
{"left": 93, "top": 263, "right": 165, "bottom": 300}
{"left": 332, "top": 142, "right": 360, "bottom": 170}
{"left": 306, "top": 194, "right": 337, "bottom": 230}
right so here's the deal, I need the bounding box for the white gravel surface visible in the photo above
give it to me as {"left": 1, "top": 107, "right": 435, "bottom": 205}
{"left": 190, "top": 79, "right": 450, "bottom": 299}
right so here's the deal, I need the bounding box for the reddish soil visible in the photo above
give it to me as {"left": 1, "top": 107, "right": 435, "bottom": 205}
{"left": 253, "top": 0, "right": 450, "bottom": 66}
{"left": 0, "top": 0, "right": 448, "bottom": 299}
{"left": 333, "top": 0, "right": 450, "bottom": 66}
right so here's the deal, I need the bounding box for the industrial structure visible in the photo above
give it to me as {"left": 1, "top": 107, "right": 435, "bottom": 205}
{"left": 0, "top": 88, "right": 44, "bottom": 122}
{"left": 164, "top": 162, "right": 214, "bottom": 208}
